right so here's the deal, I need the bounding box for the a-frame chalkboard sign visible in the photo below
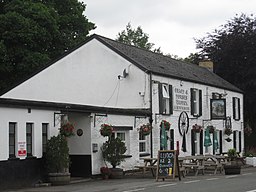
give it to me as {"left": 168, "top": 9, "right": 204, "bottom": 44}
{"left": 156, "top": 150, "right": 180, "bottom": 181}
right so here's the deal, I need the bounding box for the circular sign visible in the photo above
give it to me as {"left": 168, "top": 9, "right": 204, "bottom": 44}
{"left": 77, "top": 129, "right": 83, "bottom": 136}
{"left": 178, "top": 111, "right": 189, "bottom": 136}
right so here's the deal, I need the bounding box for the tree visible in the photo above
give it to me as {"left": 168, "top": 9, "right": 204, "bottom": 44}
{"left": 0, "top": 0, "right": 95, "bottom": 92}
{"left": 195, "top": 13, "right": 256, "bottom": 146}
{"left": 116, "top": 22, "right": 162, "bottom": 53}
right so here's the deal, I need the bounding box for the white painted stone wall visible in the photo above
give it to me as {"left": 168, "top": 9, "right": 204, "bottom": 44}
{"left": 67, "top": 112, "right": 92, "bottom": 155}
{"left": 1, "top": 39, "right": 150, "bottom": 110}
{"left": 90, "top": 113, "right": 148, "bottom": 175}
{"left": 151, "top": 74, "right": 244, "bottom": 157}
{"left": 0, "top": 107, "right": 59, "bottom": 161}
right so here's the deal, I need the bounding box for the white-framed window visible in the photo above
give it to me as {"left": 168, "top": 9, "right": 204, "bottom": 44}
{"left": 233, "top": 97, "right": 240, "bottom": 120}
{"left": 159, "top": 83, "right": 173, "bottom": 115}
{"left": 191, "top": 88, "right": 202, "bottom": 117}
{"left": 139, "top": 132, "right": 146, "bottom": 153}
{"left": 9, "top": 122, "right": 16, "bottom": 158}
{"left": 112, "top": 131, "right": 129, "bottom": 154}
{"left": 26, "top": 123, "right": 34, "bottom": 157}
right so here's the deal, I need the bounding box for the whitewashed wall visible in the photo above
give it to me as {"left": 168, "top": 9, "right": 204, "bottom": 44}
{"left": 90, "top": 113, "right": 148, "bottom": 175}
{"left": 67, "top": 113, "right": 91, "bottom": 155}
{"left": 1, "top": 39, "right": 150, "bottom": 109}
{"left": 151, "top": 74, "right": 244, "bottom": 157}
{"left": 0, "top": 107, "right": 59, "bottom": 161}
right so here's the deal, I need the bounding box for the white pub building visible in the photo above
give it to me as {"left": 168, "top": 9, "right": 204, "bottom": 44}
{"left": 0, "top": 34, "right": 243, "bottom": 189}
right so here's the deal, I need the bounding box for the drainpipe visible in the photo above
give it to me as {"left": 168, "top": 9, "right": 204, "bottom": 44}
{"left": 149, "top": 72, "right": 153, "bottom": 158}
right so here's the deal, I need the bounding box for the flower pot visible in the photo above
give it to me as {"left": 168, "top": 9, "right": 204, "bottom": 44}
{"left": 110, "top": 168, "right": 124, "bottom": 179}
{"left": 48, "top": 172, "right": 70, "bottom": 185}
{"left": 224, "top": 164, "right": 241, "bottom": 175}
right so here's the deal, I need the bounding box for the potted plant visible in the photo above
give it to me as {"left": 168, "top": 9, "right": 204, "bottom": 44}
{"left": 192, "top": 124, "right": 203, "bottom": 133}
{"left": 45, "top": 134, "right": 71, "bottom": 185}
{"left": 138, "top": 123, "right": 152, "bottom": 136}
{"left": 101, "top": 137, "right": 127, "bottom": 179}
{"left": 160, "top": 120, "right": 171, "bottom": 131}
{"left": 224, "top": 148, "right": 241, "bottom": 175}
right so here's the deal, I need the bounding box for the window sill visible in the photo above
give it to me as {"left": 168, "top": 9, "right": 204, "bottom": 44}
{"left": 8, "top": 157, "right": 20, "bottom": 161}
{"left": 139, "top": 153, "right": 151, "bottom": 157}
{"left": 124, "top": 155, "right": 132, "bottom": 158}
{"left": 26, "top": 156, "right": 37, "bottom": 159}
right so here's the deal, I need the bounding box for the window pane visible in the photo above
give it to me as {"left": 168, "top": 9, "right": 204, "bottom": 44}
{"left": 162, "top": 85, "right": 169, "bottom": 98}
{"left": 9, "top": 123, "right": 16, "bottom": 157}
{"left": 139, "top": 132, "right": 145, "bottom": 140}
{"left": 27, "top": 136, "right": 32, "bottom": 144}
{"left": 26, "top": 124, "right": 32, "bottom": 133}
{"left": 117, "top": 133, "right": 125, "bottom": 141}
{"left": 9, "top": 123, "right": 15, "bottom": 133}
{"left": 27, "top": 145, "right": 32, "bottom": 154}
{"left": 139, "top": 142, "right": 146, "bottom": 152}
{"left": 9, "top": 146, "right": 15, "bottom": 155}
{"left": 9, "top": 137, "right": 15, "bottom": 145}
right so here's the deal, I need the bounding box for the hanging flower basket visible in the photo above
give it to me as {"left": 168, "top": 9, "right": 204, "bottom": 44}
{"left": 138, "top": 123, "right": 152, "bottom": 136}
{"left": 160, "top": 120, "right": 171, "bottom": 131}
{"left": 207, "top": 125, "right": 215, "bottom": 134}
{"left": 59, "top": 122, "right": 75, "bottom": 138}
{"left": 192, "top": 124, "right": 203, "bottom": 133}
{"left": 224, "top": 128, "right": 233, "bottom": 136}
{"left": 100, "top": 124, "right": 113, "bottom": 137}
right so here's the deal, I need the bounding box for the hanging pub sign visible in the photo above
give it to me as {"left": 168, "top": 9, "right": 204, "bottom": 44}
{"left": 173, "top": 87, "right": 190, "bottom": 111}
{"left": 18, "top": 141, "right": 26, "bottom": 156}
{"left": 156, "top": 150, "right": 179, "bottom": 181}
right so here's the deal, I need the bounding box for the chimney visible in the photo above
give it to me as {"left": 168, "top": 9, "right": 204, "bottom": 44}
{"left": 199, "top": 60, "right": 214, "bottom": 72}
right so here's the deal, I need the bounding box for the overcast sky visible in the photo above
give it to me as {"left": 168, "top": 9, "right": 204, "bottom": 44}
{"left": 82, "top": 0, "right": 255, "bottom": 58}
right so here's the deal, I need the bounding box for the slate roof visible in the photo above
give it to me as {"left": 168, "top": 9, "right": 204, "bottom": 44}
{"left": 94, "top": 34, "right": 242, "bottom": 93}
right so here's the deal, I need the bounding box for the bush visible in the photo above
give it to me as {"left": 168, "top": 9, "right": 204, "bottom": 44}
{"left": 45, "top": 135, "right": 70, "bottom": 173}
{"left": 101, "top": 137, "right": 127, "bottom": 168}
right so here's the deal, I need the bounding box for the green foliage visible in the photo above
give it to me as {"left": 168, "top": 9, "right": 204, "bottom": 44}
{"left": 227, "top": 148, "right": 238, "bottom": 160}
{"left": 195, "top": 13, "right": 256, "bottom": 146}
{"left": 45, "top": 135, "right": 70, "bottom": 173}
{"left": 116, "top": 22, "right": 162, "bottom": 53}
{"left": 0, "top": 0, "right": 95, "bottom": 92}
{"left": 101, "top": 137, "right": 127, "bottom": 168}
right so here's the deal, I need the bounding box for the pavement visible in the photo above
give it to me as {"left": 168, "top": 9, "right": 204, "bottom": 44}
{"left": 3, "top": 166, "right": 256, "bottom": 192}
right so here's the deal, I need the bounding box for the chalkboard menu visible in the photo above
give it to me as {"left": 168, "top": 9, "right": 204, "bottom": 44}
{"left": 156, "top": 150, "right": 177, "bottom": 181}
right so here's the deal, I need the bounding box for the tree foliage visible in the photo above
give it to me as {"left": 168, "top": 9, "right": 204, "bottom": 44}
{"left": 0, "top": 0, "right": 95, "bottom": 92}
{"left": 195, "top": 13, "right": 256, "bottom": 145}
{"left": 116, "top": 22, "right": 162, "bottom": 53}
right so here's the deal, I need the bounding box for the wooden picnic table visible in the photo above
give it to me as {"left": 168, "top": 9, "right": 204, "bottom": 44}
{"left": 178, "top": 155, "right": 205, "bottom": 176}
{"left": 135, "top": 157, "right": 158, "bottom": 177}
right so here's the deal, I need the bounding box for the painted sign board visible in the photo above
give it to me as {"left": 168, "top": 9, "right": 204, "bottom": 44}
{"left": 18, "top": 141, "right": 26, "bottom": 156}
{"left": 173, "top": 87, "right": 190, "bottom": 111}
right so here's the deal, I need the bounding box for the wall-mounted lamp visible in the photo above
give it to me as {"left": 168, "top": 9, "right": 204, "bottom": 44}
{"left": 180, "top": 80, "right": 183, "bottom": 86}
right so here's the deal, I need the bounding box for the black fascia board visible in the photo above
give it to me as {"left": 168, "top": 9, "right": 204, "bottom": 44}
{"left": 0, "top": 98, "right": 151, "bottom": 116}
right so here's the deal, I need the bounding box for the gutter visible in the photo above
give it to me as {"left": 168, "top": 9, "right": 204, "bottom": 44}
{"left": 149, "top": 72, "right": 153, "bottom": 158}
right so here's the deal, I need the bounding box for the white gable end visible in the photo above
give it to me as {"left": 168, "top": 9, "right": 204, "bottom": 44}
{"left": 1, "top": 39, "right": 150, "bottom": 109}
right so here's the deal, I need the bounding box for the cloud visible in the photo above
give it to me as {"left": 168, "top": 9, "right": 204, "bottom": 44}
{"left": 83, "top": 0, "right": 256, "bottom": 57}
